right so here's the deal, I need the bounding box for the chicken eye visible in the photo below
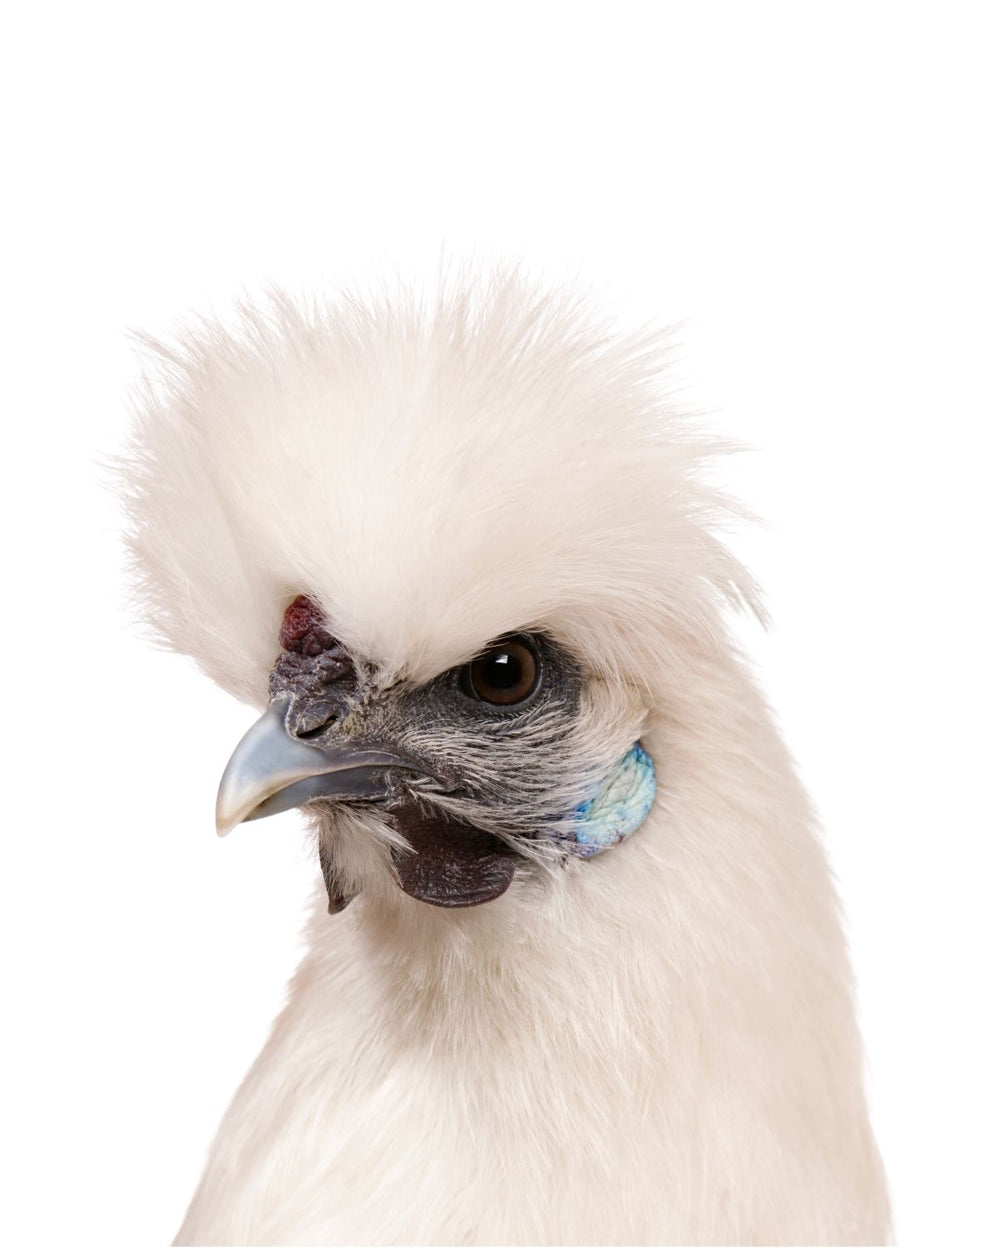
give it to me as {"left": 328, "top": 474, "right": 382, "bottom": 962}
{"left": 461, "top": 637, "right": 539, "bottom": 706}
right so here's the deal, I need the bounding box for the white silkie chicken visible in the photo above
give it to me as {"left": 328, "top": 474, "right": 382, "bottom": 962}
{"left": 120, "top": 271, "right": 890, "bottom": 1246}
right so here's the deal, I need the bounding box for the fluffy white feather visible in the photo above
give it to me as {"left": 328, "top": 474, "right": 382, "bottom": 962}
{"left": 119, "top": 269, "right": 890, "bottom": 1245}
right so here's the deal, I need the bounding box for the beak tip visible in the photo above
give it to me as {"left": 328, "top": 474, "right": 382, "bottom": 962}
{"left": 215, "top": 794, "right": 241, "bottom": 837}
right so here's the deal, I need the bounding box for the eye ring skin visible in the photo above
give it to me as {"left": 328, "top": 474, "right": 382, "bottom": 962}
{"left": 457, "top": 634, "right": 543, "bottom": 709}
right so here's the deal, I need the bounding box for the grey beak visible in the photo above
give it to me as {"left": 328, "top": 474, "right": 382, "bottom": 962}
{"left": 215, "top": 696, "right": 411, "bottom": 836}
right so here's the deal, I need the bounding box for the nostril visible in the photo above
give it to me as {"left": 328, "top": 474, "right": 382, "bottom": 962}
{"left": 294, "top": 703, "right": 342, "bottom": 738}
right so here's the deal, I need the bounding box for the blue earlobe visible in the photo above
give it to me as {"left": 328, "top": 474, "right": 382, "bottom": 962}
{"left": 570, "top": 742, "right": 656, "bottom": 858}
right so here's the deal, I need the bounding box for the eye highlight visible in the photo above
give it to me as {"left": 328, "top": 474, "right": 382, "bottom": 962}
{"left": 460, "top": 636, "right": 540, "bottom": 707}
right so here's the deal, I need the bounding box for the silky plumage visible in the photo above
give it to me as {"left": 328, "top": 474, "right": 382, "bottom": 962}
{"left": 119, "top": 270, "right": 890, "bottom": 1245}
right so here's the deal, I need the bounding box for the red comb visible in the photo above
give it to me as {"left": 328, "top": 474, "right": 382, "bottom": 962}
{"left": 279, "top": 595, "right": 337, "bottom": 656}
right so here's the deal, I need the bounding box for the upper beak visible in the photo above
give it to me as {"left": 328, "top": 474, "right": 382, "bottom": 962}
{"left": 215, "top": 696, "right": 414, "bottom": 836}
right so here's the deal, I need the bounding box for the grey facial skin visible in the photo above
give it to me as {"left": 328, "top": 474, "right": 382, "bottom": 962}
{"left": 216, "top": 615, "right": 583, "bottom": 909}
{"left": 377, "top": 633, "right": 584, "bottom": 837}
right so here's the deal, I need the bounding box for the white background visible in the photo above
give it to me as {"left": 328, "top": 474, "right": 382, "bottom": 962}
{"left": 2, "top": 4, "right": 997, "bottom": 1245}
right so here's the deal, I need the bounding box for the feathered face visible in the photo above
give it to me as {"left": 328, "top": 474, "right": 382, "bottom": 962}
{"left": 216, "top": 593, "right": 642, "bottom": 910}
{"left": 120, "top": 273, "right": 756, "bottom": 914}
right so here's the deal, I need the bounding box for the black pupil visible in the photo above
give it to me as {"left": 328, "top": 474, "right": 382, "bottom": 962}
{"left": 483, "top": 650, "right": 521, "bottom": 689}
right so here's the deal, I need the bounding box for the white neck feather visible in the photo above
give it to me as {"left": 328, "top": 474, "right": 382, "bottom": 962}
{"left": 176, "top": 655, "right": 889, "bottom": 1245}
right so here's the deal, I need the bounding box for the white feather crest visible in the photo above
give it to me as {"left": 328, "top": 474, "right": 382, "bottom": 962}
{"left": 117, "top": 268, "right": 761, "bottom": 706}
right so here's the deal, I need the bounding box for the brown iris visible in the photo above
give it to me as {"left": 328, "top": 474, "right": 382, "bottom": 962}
{"left": 461, "top": 637, "right": 539, "bottom": 706}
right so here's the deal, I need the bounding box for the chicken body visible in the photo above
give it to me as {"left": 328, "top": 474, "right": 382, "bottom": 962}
{"left": 120, "top": 272, "right": 890, "bottom": 1246}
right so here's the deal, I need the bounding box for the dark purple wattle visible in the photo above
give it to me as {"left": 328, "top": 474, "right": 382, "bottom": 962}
{"left": 387, "top": 798, "right": 517, "bottom": 907}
